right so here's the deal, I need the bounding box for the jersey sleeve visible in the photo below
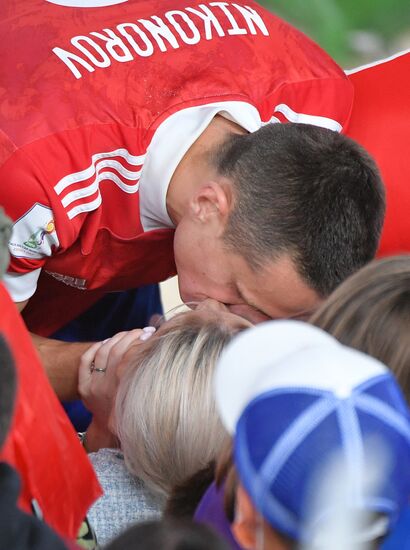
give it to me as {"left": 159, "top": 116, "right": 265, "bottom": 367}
{"left": 0, "top": 147, "right": 61, "bottom": 302}
{"left": 256, "top": 18, "right": 354, "bottom": 133}
{"left": 265, "top": 74, "right": 353, "bottom": 134}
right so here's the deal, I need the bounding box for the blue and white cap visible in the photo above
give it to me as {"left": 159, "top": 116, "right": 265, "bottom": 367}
{"left": 215, "top": 321, "right": 410, "bottom": 545}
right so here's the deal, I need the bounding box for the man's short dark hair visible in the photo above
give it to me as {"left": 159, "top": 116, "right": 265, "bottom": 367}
{"left": 0, "top": 334, "right": 16, "bottom": 449}
{"left": 215, "top": 123, "right": 385, "bottom": 296}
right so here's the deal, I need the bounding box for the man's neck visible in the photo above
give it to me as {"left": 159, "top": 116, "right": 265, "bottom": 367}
{"left": 166, "top": 115, "right": 247, "bottom": 224}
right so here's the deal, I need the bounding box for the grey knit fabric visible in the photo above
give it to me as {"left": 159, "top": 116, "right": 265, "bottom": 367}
{"left": 87, "top": 448, "right": 164, "bottom": 546}
{"left": 0, "top": 207, "right": 11, "bottom": 278}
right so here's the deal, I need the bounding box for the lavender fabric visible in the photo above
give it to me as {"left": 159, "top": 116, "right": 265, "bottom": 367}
{"left": 194, "top": 482, "right": 242, "bottom": 550}
{"left": 194, "top": 481, "right": 410, "bottom": 550}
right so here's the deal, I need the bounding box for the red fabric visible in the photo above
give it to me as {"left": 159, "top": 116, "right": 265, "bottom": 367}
{"left": 0, "top": 0, "right": 352, "bottom": 334}
{"left": 0, "top": 283, "right": 102, "bottom": 539}
{"left": 346, "top": 52, "right": 410, "bottom": 257}
{"left": 22, "top": 228, "right": 176, "bottom": 336}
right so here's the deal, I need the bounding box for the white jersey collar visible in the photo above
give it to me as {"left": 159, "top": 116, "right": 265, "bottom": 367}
{"left": 138, "top": 101, "right": 262, "bottom": 231}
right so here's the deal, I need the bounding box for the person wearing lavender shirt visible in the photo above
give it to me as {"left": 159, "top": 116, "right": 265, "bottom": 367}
{"left": 195, "top": 481, "right": 242, "bottom": 550}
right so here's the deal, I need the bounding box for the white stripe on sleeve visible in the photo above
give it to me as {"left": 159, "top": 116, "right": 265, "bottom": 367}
{"left": 274, "top": 103, "right": 343, "bottom": 132}
{"left": 3, "top": 269, "right": 42, "bottom": 302}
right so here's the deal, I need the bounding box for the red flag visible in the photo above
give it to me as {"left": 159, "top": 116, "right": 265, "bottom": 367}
{"left": 0, "top": 283, "right": 102, "bottom": 539}
{"left": 346, "top": 51, "right": 410, "bottom": 257}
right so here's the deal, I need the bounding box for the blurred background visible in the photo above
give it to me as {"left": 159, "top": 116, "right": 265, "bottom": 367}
{"left": 261, "top": 0, "right": 410, "bottom": 68}
{"left": 160, "top": 0, "right": 410, "bottom": 311}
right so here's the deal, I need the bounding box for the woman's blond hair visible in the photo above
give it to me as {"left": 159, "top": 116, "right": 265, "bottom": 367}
{"left": 311, "top": 255, "right": 410, "bottom": 403}
{"left": 114, "top": 314, "right": 237, "bottom": 495}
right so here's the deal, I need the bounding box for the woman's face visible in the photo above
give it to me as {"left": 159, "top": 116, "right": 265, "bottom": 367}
{"left": 108, "top": 299, "right": 252, "bottom": 432}
{"left": 116, "top": 299, "right": 252, "bottom": 376}
{"left": 157, "top": 299, "right": 253, "bottom": 332}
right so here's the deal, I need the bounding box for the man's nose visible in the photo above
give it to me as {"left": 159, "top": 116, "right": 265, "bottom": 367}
{"left": 227, "top": 304, "right": 271, "bottom": 324}
{"left": 195, "top": 299, "right": 229, "bottom": 313}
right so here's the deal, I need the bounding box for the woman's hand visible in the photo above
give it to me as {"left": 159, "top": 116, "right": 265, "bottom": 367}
{"left": 78, "top": 328, "right": 155, "bottom": 433}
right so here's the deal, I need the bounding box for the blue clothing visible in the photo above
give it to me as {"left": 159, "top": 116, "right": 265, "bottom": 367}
{"left": 381, "top": 505, "right": 410, "bottom": 549}
{"left": 52, "top": 285, "right": 162, "bottom": 343}
{"left": 53, "top": 285, "right": 163, "bottom": 431}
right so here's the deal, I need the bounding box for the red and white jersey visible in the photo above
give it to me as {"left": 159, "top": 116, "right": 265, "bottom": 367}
{"left": 0, "top": 0, "right": 353, "bottom": 334}
{"left": 346, "top": 50, "right": 410, "bottom": 257}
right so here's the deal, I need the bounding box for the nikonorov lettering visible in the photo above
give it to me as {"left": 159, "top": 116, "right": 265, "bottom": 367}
{"left": 52, "top": 2, "right": 269, "bottom": 79}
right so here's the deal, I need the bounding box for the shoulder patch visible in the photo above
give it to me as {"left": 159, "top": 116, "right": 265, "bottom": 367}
{"left": 9, "top": 203, "right": 60, "bottom": 259}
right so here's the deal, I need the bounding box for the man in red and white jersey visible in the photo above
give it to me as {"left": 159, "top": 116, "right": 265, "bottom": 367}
{"left": 0, "top": 0, "right": 385, "bottom": 396}
{"left": 346, "top": 49, "right": 410, "bottom": 257}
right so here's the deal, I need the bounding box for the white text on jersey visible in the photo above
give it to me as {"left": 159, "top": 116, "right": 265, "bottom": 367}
{"left": 53, "top": 2, "right": 270, "bottom": 79}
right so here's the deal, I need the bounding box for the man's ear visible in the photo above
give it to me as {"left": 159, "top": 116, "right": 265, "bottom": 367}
{"left": 232, "top": 484, "right": 259, "bottom": 549}
{"left": 190, "top": 179, "right": 232, "bottom": 230}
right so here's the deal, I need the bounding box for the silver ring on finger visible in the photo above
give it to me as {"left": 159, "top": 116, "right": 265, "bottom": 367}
{"left": 89, "top": 361, "right": 106, "bottom": 374}
{"left": 94, "top": 367, "right": 107, "bottom": 374}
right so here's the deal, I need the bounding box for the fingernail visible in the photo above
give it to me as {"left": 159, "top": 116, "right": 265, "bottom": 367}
{"left": 139, "top": 332, "right": 153, "bottom": 341}
{"left": 142, "top": 326, "right": 156, "bottom": 333}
